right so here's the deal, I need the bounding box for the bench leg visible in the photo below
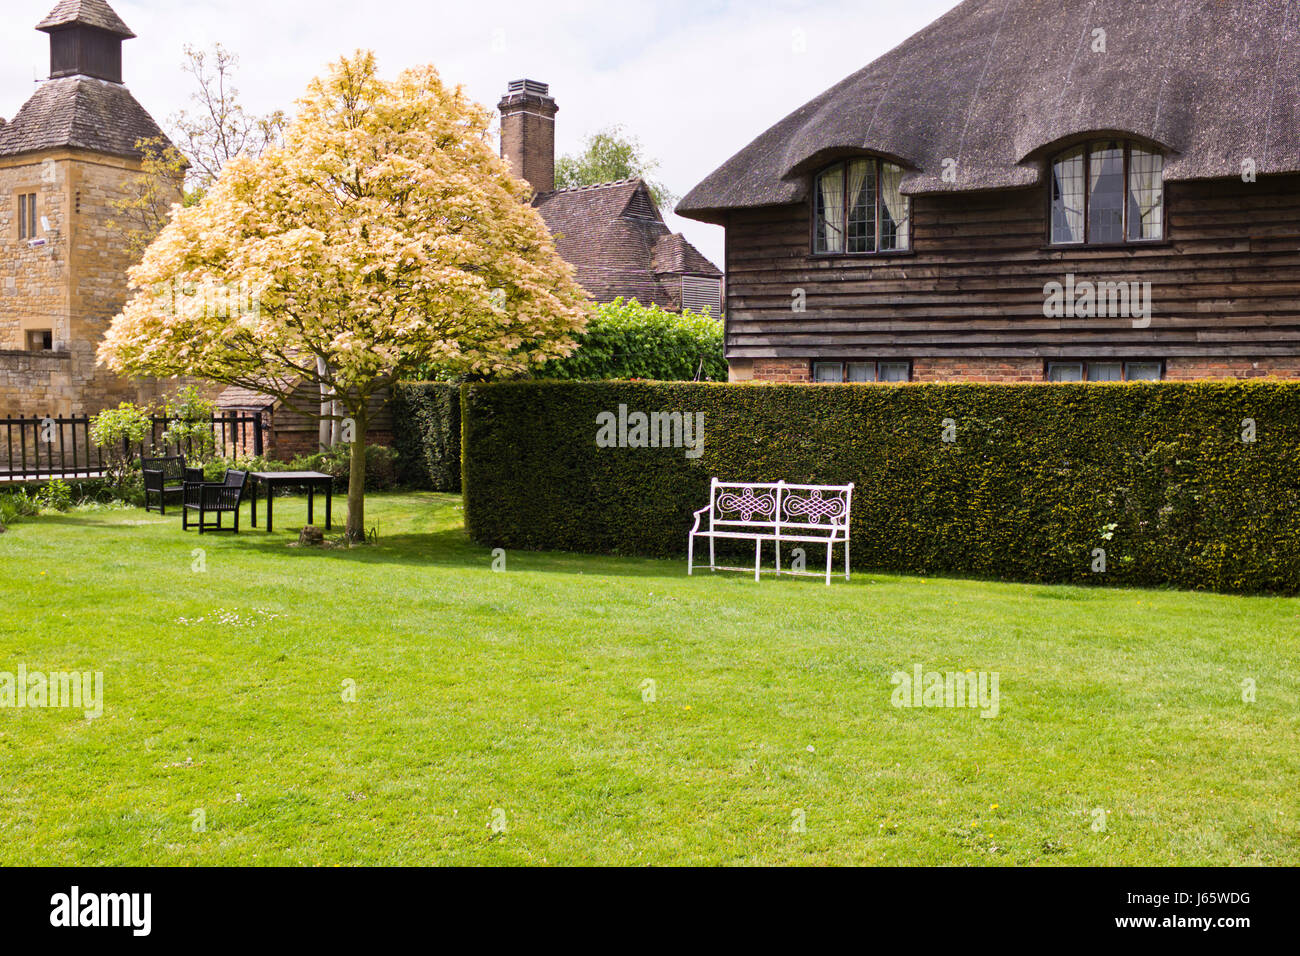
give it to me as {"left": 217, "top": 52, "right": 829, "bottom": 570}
{"left": 754, "top": 539, "right": 762, "bottom": 583}
{"left": 709, "top": 537, "right": 716, "bottom": 572}
{"left": 845, "top": 539, "right": 851, "bottom": 582}
{"left": 826, "top": 540, "right": 833, "bottom": 586}
{"left": 687, "top": 534, "right": 695, "bottom": 576}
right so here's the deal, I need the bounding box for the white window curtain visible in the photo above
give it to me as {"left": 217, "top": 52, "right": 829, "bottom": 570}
{"left": 879, "top": 163, "right": 910, "bottom": 251}
{"left": 1128, "top": 148, "right": 1164, "bottom": 241}
{"left": 1089, "top": 142, "right": 1126, "bottom": 243}
{"left": 845, "top": 160, "right": 874, "bottom": 253}
{"left": 1051, "top": 148, "right": 1085, "bottom": 244}
{"left": 816, "top": 167, "right": 845, "bottom": 253}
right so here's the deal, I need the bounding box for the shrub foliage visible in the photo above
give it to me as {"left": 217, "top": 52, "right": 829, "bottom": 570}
{"left": 461, "top": 380, "right": 1300, "bottom": 594}
{"left": 391, "top": 383, "right": 462, "bottom": 491}
{"left": 533, "top": 299, "right": 726, "bottom": 382}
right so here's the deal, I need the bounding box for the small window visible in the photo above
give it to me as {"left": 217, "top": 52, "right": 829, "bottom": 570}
{"left": 1047, "top": 362, "right": 1085, "bottom": 383}
{"left": 813, "top": 158, "right": 910, "bottom": 254}
{"left": 25, "top": 329, "right": 53, "bottom": 351}
{"left": 17, "top": 193, "right": 37, "bottom": 240}
{"left": 813, "top": 362, "right": 844, "bottom": 383}
{"left": 813, "top": 360, "right": 911, "bottom": 383}
{"left": 1050, "top": 142, "right": 1163, "bottom": 245}
{"left": 1048, "top": 361, "right": 1164, "bottom": 382}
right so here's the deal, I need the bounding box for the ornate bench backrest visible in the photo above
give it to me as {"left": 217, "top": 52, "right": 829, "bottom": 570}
{"left": 709, "top": 480, "right": 854, "bottom": 535}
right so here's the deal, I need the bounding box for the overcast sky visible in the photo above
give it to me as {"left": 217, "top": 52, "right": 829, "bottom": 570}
{"left": 1, "top": 0, "right": 963, "bottom": 267}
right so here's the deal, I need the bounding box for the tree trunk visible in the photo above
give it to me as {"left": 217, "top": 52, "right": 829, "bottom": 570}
{"left": 345, "top": 412, "right": 367, "bottom": 543}
{"left": 318, "top": 358, "right": 333, "bottom": 451}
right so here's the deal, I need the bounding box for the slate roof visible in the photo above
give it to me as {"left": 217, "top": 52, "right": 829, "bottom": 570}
{"left": 0, "top": 76, "right": 168, "bottom": 159}
{"left": 678, "top": 0, "right": 1300, "bottom": 222}
{"left": 533, "top": 179, "right": 722, "bottom": 310}
{"left": 37, "top": 0, "right": 135, "bottom": 38}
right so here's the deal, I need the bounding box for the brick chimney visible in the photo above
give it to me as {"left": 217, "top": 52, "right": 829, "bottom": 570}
{"left": 499, "top": 79, "right": 557, "bottom": 194}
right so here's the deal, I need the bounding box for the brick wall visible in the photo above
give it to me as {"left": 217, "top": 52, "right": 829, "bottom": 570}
{"left": 912, "top": 358, "right": 1042, "bottom": 383}
{"left": 1165, "top": 358, "right": 1300, "bottom": 380}
{"left": 749, "top": 357, "right": 1300, "bottom": 384}
{"left": 752, "top": 359, "right": 812, "bottom": 383}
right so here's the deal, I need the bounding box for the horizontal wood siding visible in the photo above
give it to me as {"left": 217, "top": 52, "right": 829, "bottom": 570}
{"left": 724, "top": 175, "right": 1300, "bottom": 360}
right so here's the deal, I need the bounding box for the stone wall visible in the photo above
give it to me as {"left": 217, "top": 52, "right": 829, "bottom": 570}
{"left": 0, "top": 149, "right": 175, "bottom": 418}
{"left": 0, "top": 349, "right": 73, "bottom": 415}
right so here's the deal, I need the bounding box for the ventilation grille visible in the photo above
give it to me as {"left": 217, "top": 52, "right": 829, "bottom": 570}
{"left": 681, "top": 276, "right": 723, "bottom": 316}
{"left": 508, "top": 79, "right": 550, "bottom": 96}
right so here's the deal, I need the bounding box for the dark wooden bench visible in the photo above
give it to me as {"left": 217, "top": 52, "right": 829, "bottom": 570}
{"left": 141, "top": 456, "right": 204, "bottom": 515}
{"left": 182, "top": 470, "right": 248, "bottom": 534}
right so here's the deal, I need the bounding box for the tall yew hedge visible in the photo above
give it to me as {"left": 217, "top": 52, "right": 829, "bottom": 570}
{"left": 460, "top": 380, "right": 1300, "bottom": 593}
{"left": 391, "top": 383, "right": 461, "bottom": 491}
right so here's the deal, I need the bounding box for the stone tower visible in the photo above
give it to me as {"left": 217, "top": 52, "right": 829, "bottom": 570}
{"left": 0, "top": 0, "right": 175, "bottom": 416}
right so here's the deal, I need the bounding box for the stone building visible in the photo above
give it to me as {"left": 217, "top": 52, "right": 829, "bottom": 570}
{"left": 0, "top": 0, "right": 175, "bottom": 416}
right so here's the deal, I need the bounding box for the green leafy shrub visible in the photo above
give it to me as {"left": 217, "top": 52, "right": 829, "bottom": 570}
{"left": 159, "top": 385, "right": 218, "bottom": 462}
{"left": 38, "top": 478, "right": 73, "bottom": 512}
{"left": 391, "top": 383, "right": 461, "bottom": 491}
{"left": 89, "top": 402, "right": 153, "bottom": 491}
{"left": 0, "top": 489, "right": 41, "bottom": 526}
{"left": 461, "top": 380, "right": 1300, "bottom": 594}
{"left": 534, "top": 298, "right": 725, "bottom": 382}
{"left": 290, "top": 445, "right": 399, "bottom": 493}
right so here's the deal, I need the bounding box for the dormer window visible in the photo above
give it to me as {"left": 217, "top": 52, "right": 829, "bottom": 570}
{"left": 813, "top": 158, "right": 910, "bottom": 254}
{"left": 1050, "top": 141, "right": 1164, "bottom": 245}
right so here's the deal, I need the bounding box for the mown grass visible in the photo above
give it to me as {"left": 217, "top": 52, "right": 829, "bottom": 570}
{"left": 1, "top": 492, "right": 1297, "bottom": 865}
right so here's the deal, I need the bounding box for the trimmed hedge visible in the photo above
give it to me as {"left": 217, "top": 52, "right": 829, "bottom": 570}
{"left": 391, "top": 383, "right": 462, "bottom": 491}
{"left": 462, "top": 380, "right": 1300, "bottom": 594}
{"left": 533, "top": 298, "right": 726, "bottom": 382}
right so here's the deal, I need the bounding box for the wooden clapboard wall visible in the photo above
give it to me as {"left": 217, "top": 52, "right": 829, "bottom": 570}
{"left": 723, "top": 173, "right": 1300, "bottom": 360}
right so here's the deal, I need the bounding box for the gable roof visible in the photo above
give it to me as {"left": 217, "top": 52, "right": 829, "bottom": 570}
{"left": 533, "top": 179, "right": 722, "bottom": 310}
{"left": 678, "top": 0, "right": 1300, "bottom": 223}
{"left": 37, "top": 0, "right": 135, "bottom": 38}
{"left": 0, "top": 76, "right": 168, "bottom": 159}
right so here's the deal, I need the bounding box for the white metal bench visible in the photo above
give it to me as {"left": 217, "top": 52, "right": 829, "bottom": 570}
{"left": 688, "top": 479, "right": 854, "bottom": 585}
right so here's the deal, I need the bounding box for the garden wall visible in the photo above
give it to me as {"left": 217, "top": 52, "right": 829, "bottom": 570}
{"left": 461, "top": 380, "right": 1300, "bottom": 594}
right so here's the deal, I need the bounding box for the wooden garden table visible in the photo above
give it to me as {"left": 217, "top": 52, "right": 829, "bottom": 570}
{"left": 248, "top": 471, "right": 333, "bottom": 533}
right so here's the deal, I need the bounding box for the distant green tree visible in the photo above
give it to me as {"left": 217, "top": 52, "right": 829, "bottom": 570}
{"left": 554, "top": 126, "right": 676, "bottom": 209}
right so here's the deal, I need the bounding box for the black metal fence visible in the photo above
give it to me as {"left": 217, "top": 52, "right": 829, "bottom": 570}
{"left": 0, "top": 413, "right": 263, "bottom": 483}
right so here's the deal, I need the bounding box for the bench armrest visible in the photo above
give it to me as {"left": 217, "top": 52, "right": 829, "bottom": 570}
{"left": 690, "top": 505, "right": 711, "bottom": 534}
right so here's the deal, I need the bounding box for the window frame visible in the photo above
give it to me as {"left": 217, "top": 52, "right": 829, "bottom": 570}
{"left": 25, "top": 329, "right": 54, "bottom": 352}
{"left": 812, "top": 360, "right": 913, "bottom": 384}
{"left": 1046, "top": 360, "right": 1165, "bottom": 382}
{"left": 1047, "top": 141, "right": 1165, "bottom": 247}
{"left": 17, "top": 192, "right": 38, "bottom": 241}
{"left": 811, "top": 158, "right": 911, "bottom": 257}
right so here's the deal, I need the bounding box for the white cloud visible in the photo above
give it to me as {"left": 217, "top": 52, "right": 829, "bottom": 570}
{"left": 1, "top": 0, "right": 962, "bottom": 268}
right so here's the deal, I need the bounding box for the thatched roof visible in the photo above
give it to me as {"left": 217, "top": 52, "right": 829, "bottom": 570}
{"left": 678, "top": 0, "right": 1300, "bottom": 223}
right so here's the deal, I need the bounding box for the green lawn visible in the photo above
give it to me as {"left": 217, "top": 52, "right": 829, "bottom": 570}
{"left": 1, "top": 492, "right": 1297, "bottom": 865}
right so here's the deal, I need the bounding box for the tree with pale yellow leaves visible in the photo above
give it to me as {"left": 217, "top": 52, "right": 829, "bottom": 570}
{"left": 99, "top": 52, "right": 590, "bottom": 542}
